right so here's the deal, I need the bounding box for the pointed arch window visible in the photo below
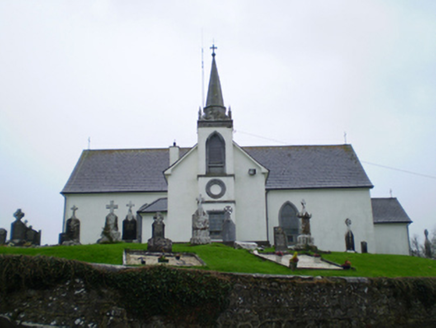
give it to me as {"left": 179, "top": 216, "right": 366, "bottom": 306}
{"left": 206, "top": 132, "right": 225, "bottom": 174}
{"left": 279, "top": 202, "right": 299, "bottom": 245}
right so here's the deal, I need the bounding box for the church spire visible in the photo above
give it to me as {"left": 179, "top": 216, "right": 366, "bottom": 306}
{"left": 200, "top": 45, "right": 230, "bottom": 122}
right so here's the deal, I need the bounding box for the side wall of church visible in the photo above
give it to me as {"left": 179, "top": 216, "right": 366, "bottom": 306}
{"left": 63, "top": 192, "right": 166, "bottom": 244}
{"left": 233, "top": 146, "right": 268, "bottom": 242}
{"left": 165, "top": 148, "right": 199, "bottom": 242}
{"left": 374, "top": 223, "right": 410, "bottom": 255}
{"left": 267, "top": 188, "right": 376, "bottom": 253}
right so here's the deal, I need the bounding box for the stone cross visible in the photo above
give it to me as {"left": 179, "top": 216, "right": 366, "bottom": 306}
{"left": 71, "top": 205, "right": 78, "bottom": 219}
{"left": 196, "top": 194, "right": 205, "bottom": 215}
{"left": 14, "top": 209, "right": 25, "bottom": 221}
{"left": 106, "top": 201, "right": 118, "bottom": 214}
{"left": 126, "top": 201, "right": 135, "bottom": 212}
{"left": 301, "top": 199, "right": 306, "bottom": 214}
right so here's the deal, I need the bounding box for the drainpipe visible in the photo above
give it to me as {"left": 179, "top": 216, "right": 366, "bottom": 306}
{"left": 265, "top": 190, "right": 270, "bottom": 245}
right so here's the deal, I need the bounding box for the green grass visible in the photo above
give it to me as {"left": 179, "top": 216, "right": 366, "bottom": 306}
{"left": 1, "top": 243, "right": 435, "bottom": 277}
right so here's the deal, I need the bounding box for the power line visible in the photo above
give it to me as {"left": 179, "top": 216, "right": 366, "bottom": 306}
{"left": 361, "top": 161, "right": 436, "bottom": 180}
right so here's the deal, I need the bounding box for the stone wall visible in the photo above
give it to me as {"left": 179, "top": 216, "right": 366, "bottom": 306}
{"left": 1, "top": 267, "right": 435, "bottom": 327}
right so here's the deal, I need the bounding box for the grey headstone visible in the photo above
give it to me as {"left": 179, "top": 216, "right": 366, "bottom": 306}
{"left": 11, "top": 209, "right": 27, "bottom": 243}
{"left": 345, "top": 218, "right": 355, "bottom": 251}
{"left": 122, "top": 201, "right": 137, "bottom": 241}
{"left": 222, "top": 207, "right": 236, "bottom": 242}
{"left": 361, "top": 241, "right": 368, "bottom": 253}
{"left": 98, "top": 201, "right": 121, "bottom": 243}
{"left": 147, "top": 213, "right": 172, "bottom": 252}
{"left": 152, "top": 213, "right": 165, "bottom": 239}
{"left": 122, "top": 218, "right": 137, "bottom": 241}
{"left": 190, "top": 211, "right": 211, "bottom": 245}
{"left": 190, "top": 195, "right": 211, "bottom": 245}
{"left": 60, "top": 205, "right": 81, "bottom": 245}
{"left": 274, "top": 226, "right": 288, "bottom": 251}
{"left": 0, "top": 229, "right": 7, "bottom": 245}
{"left": 66, "top": 218, "right": 80, "bottom": 243}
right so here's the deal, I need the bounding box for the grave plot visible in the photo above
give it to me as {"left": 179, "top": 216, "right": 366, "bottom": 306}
{"left": 253, "top": 250, "right": 343, "bottom": 270}
{"left": 123, "top": 249, "right": 206, "bottom": 267}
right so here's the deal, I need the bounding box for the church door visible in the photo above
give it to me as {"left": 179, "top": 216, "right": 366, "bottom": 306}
{"left": 279, "top": 202, "right": 299, "bottom": 245}
{"left": 208, "top": 211, "right": 225, "bottom": 240}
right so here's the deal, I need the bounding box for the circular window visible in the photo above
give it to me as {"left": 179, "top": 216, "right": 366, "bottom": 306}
{"left": 206, "top": 179, "right": 226, "bottom": 199}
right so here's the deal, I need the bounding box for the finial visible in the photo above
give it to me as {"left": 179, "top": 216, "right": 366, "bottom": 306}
{"left": 210, "top": 44, "right": 217, "bottom": 57}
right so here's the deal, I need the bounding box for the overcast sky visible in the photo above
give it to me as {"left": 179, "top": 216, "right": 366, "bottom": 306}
{"left": 1, "top": 1, "right": 435, "bottom": 246}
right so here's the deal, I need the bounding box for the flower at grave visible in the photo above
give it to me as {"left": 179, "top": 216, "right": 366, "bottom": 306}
{"left": 313, "top": 253, "right": 321, "bottom": 258}
{"left": 275, "top": 251, "right": 284, "bottom": 256}
{"left": 341, "top": 260, "right": 351, "bottom": 269}
{"left": 290, "top": 252, "right": 299, "bottom": 263}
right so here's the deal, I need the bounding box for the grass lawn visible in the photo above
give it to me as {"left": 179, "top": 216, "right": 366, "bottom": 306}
{"left": 1, "top": 243, "right": 435, "bottom": 278}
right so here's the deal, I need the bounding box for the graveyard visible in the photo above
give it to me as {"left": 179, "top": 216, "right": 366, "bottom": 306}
{"left": 1, "top": 242, "right": 435, "bottom": 278}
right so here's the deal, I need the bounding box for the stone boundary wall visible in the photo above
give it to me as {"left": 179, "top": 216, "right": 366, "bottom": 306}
{"left": 1, "top": 270, "right": 436, "bottom": 327}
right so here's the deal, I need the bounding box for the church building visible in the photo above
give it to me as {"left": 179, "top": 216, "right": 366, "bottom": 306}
{"left": 61, "top": 49, "right": 412, "bottom": 255}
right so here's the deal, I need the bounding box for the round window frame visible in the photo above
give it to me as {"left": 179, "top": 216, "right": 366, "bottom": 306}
{"left": 205, "top": 179, "right": 226, "bottom": 199}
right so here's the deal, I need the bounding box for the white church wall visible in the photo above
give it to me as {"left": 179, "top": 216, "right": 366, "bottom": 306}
{"left": 233, "top": 146, "right": 268, "bottom": 242}
{"left": 267, "top": 188, "right": 376, "bottom": 253}
{"left": 374, "top": 223, "right": 410, "bottom": 255}
{"left": 63, "top": 192, "right": 166, "bottom": 244}
{"left": 166, "top": 147, "right": 199, "bottom": 242}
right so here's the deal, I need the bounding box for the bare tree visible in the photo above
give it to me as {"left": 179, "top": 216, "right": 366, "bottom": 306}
{"left": 410, "top": 234, "right": 421, "bottom": 257}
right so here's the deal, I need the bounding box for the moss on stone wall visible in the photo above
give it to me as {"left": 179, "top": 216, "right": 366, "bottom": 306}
{"left": 1, "top": 254, "right": 436, "bottom": 327}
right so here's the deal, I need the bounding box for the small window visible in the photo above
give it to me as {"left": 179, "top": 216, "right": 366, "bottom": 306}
{"left": 206, "top": 133, "right": 225, "bottom": 174}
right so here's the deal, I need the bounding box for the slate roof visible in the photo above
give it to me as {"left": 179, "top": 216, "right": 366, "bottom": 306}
{"left": 137, "top": 198, "right": 168, "bottom": 213}
{"left": 62, "top": 144, "right": 372, "bottom": 194}
{"left": 243, "top": 145, "right": 373, "bottom": 190}
{"left": 371, "top": 198, "right": 412, "bottom": 224}
{"left": 62, "top": 148, "right": 190, "bottom": 194}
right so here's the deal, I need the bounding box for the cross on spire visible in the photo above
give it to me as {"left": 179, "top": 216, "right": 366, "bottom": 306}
{"left": 71, "top": 205, "right": 78, "bottom": 218}
{"left": 210, "top": 44, "right": 217, "bottom": 56}
{"left": 106, "top": 200, "right": 118, "bottom": 214}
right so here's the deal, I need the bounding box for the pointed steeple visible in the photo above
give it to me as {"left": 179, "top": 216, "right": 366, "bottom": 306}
{"left": 200, "top": 45, "right": 230, "bottom": 123}
{"left": 205, "top": 49, "right": 225, "bottom": 111}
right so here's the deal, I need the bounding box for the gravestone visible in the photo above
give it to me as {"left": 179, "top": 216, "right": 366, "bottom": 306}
{"left": 274, "top": 226, "right": 288, "bottom": 251}
{"left": 98, "top": 201, "right": 121, "bottom": 243}
{"left": 122, "top": 201, "right": 137, "bottom": 241}
{"left": 59, "top": 205, "right": 81, "bottom": 245}
{"left": 222, "top": 206, "right": 236, "bottom": 243}
{"left": 296, "top": 200, "right": 315, "bottom": 248}
{"left": 25, "top": 226, "right": 41, "bottom": 245}
{"left": 0, "top": 229, "right": 7, "bottom": 245}
{"left": 361, "top": 241, "right": 368, "bottom": 253}
{"left": 190, "top": 195, "right": 211, "bottom": 245}
{"left": 10, "top": 209, "right": 27, "bottom": 244}
{"left": 345, "top": 218, "right": 355, "bottom": 252}
{"left": 147, "top": 212, "right": 172, "bottom": 252}
{"left": 424, "top": 229, "right": 432, "bottom": 258}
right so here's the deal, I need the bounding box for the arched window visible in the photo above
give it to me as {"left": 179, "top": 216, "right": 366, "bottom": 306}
{"left": 206, "top": 132, "right": 225, "bottom": 174}
{"left": 279, "top": 202, "right": 299, "bottom": 245}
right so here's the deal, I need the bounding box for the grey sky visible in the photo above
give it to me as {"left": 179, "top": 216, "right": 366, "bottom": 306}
{"left": 1, "top": 0, "right": 435, "bottom": 245}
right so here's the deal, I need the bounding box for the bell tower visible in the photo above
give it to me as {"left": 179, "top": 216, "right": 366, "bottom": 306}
{"left": 197, "top": 45, "right": 236, "bottom": 240}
